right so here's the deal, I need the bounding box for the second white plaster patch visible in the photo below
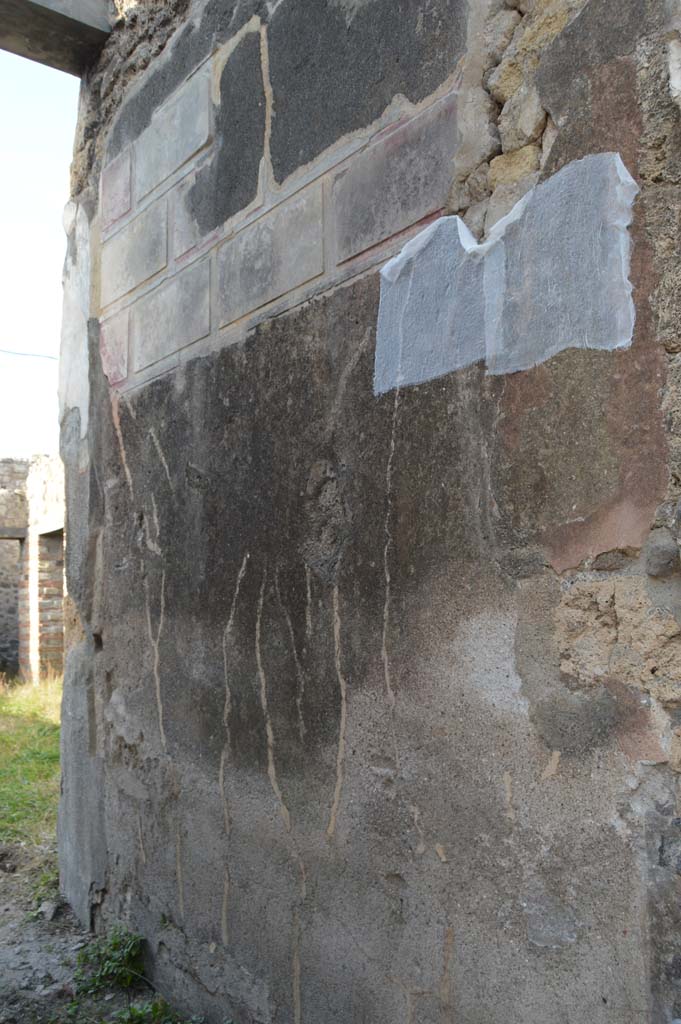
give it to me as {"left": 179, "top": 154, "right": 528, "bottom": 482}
{"left": 373, "top": 153, "right": 639, "bottom": 394}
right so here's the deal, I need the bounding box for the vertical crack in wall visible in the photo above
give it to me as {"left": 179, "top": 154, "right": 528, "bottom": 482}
{"left": 144, "top": 569, "right": 167, "bottom": 751}
{"left": 256, "top": 568, "right": 292, "bottom": 833}
{"left": 150, "top": 427, "right": 173, "bottom": 490}
{"left": 219, "top": 551, "right": 250, "bottom": 945}
{"left": 110, "top": 392, "right": 134, "bottom": 498}
{"left": 275, "top": 570, "right": 307, "bottom": 742}
{"left": 326, "top": 580, "right": 348, "bottom": 839}
{"left": 381, "top": 387, "right": 402, "bottom": 770}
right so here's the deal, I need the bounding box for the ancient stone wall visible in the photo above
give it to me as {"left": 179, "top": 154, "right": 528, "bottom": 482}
{"left": 58, "top": 1, "right": 681, "bottom": 1021}
{"left": 19, "top": 456, "right": 66, "bottom": 680}
{"left": 0, "top": 539, "right": 21, "bottom": 673}
{"left": 0, "top": 460, "right": 28, "bottom": 674}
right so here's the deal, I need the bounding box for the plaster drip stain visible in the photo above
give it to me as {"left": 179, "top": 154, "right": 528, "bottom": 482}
{"left": 373, "top": 152, "right": 639, "bottom": 394}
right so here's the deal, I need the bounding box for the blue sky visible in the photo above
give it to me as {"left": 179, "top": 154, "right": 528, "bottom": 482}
{"left": 0, "top": 51, "right": 79, "bottom": 457}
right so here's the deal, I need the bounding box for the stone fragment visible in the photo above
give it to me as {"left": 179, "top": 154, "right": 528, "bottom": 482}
{"left": 487, "top": 3, "right": 573, "bottom": 104}
{"left": 39, "top": 900, "right": 58, "bottom": 922}
{"left": 99, "top": 309, "right": 129, "bottom": 385}
{"left": 463, "top": 199, "right": 489, "bottom": 238}
{"left": 134, "top": 69, "right": 211, "bottom": 200}
{"left": 451, "top": 89, "right": 500, "bottom": 186}
{"left": 489, "top": 144, "right": 541, "bottom": 187}
{"left": 540, "top": 115, "right": 559, "bottom": 169}
{"left": 556, "top": 576, "right": 681, "bottom": 704}
{"left": 483, "top": 9, "right": 522, "bottom": 70}
{"left": 644, "top": 527, "right": 680, "bottom": 577}
{"left": 498, "top": 83, "right": 546, "bottom": 152}
{"left": 100, "top": 199, "right": 167, "bottom": 307}
{"left": 131, "top": 260, "right": 210, "bottom": 372}
{"left": 217, "top": 184, "right": 324, "bottom": 327}
{"left": 100, "top": 148, "right": 131, "bottom": 228}
{"left": 332, "top": 92, "right": 457, "bottom": 263}
{"left": 448, "top": 162, "right": 490, "bottom": 215}
{"left": 485, "top": 172, "right": 539, "bottom": 230}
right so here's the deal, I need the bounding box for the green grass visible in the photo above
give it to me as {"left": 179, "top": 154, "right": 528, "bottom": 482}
{"left": 0, "top": 673, "right": 62, "bottom": 844}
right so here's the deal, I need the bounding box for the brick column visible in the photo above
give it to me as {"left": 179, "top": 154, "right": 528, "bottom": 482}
{"left": 37, "top": 531, "right": 64, "bottom": 675}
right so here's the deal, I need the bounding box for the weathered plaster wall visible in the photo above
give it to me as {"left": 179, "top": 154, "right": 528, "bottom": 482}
{"left": 59, "top": 0, "right": 681, "bottom": 1021}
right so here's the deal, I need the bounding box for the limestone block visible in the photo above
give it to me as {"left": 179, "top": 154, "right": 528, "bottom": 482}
{"left": 463, "top": 199, "right": 489, "bottom": 239}
{"left": 485, "top": 172, "right": 539, "bottom": 230}
{"left": 451, "top": 88, "right": 500, "bottom": 186}
{"left": 483, "top": 9, "right": 522, "bottom": 70}
{"left": 100, "top": 199, "right": 167, "bottom": 307}
{"left": 486, "top": 3, "right": 573, "bottom": 104}
{"left": 131, "top": 259, "right": 210, "bottom": 372}
{"left": 100, "top": 148, "right": 131, "bottom": 229}
{"left": 332, "top": 92, "right": 457, "bottom": 263}
{"left": 134, "top": 69, "right": 212, "bottom": 201}
{"left": 217, "top": 184, "right": 324, "bottom": 327}
{"left": 489, "top": 144, "right": 541, "bottom": 187}
{"left": 498, "top": 84, "right": 546, "bottom": 152}
{"left": 644, "top": 527, "right": 680, "bottom": 577}
{"left": 99, "top": 308, "right": 129, "bottom": 385}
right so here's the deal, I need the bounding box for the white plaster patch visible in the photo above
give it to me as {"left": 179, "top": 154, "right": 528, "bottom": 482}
{"left": 59, "top": 201, "right": 91, "bottom": 437}
{"left": 373, "top": 153, "right": 639, "bottom": 394}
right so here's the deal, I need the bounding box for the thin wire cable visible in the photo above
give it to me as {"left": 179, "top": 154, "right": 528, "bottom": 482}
{"left": 0, "top": 349, "right": 58, "bottom": 361}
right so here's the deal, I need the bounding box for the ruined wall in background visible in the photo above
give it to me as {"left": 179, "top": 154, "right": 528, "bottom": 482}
{"left": 0, "top": 540, "right": 21, "bottom": 673}
{"left": 18, "top": 456, "right": 66, "bottom": 680}
{"left": 0, "top": 456, "right": 65, "bottom": 680}
{"left": 59, "top": 1, "right": 681, "bottom": 1021}
{"left": 0, "top": 460, "right": 29, "bottom": 673}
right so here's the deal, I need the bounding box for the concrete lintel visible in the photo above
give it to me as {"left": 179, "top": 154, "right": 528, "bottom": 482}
{"left": 0, "top": 527, "right": 27, "bottom": 540}
{"left": 0, "top": 0, "right": 112, "bottom": 76}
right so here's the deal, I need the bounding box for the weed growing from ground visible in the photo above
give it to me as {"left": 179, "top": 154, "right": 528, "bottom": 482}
{"left": 75, "top": 927, "right": 147, "bottom": 996}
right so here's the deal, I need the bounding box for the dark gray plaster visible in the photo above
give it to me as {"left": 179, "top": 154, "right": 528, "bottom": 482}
{"left": 185, "top": 31, "right": 265, "bottom": 237}
{"left": 267, "top": 0, "right": 467, "bottom": 183}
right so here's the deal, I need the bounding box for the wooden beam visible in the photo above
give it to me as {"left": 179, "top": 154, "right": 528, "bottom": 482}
{"left": 0, "top": 0, "right": 111, "bottom": 76}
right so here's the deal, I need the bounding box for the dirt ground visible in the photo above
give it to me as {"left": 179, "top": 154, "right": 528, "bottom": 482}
{"left": 0, "top": 843, "right": 134, "bottom": 1024}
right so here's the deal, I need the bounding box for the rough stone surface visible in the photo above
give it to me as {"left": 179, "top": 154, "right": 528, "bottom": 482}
{"left": 489, "top": 142, "right": 541, "bottom": 187}
{"left": 498, "top": 82, "right": 547, "bottom": 151}
{"left": 645, "top": 527, "right": 680, "bottom": 577}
